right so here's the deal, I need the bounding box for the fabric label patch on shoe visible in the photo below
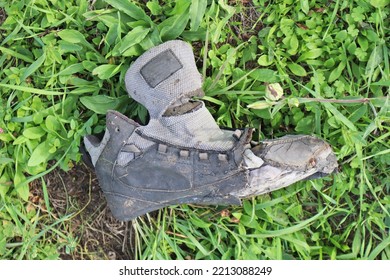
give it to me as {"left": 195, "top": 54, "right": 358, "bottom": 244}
{"left": 140, "top": 49, "right": 183, "bottom": 88}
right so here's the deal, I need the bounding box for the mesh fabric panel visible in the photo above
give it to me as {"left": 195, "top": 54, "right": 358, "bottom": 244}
{"left": 137, "top": 102, "right": 235, "bottom": 151}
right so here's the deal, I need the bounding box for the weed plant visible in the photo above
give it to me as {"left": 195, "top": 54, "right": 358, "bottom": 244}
{"left": 0, "top": 0, "right": 389, "bottom": 259}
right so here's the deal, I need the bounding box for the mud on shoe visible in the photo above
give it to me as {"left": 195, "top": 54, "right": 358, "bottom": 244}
{"left": 83, "top": 40, "right": 338, "bottom": 221}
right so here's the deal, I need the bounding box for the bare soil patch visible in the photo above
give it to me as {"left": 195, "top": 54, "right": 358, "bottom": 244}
{"left": 30, "top": 163, "right": 134, "bottom": 260}
{"left": 0, "top": 8, "right": 7, "bottom": 25}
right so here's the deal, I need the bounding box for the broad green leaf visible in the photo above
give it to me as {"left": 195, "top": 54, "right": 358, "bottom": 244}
{"left": 122, "top": 46, "right": 143, "bottom": 57}
{"left": 167, "top": 0, "right": 192, "bottom": 15}
{"left": 364, "top": 29, "right": 380, "bottom": 42}
{"left": 118, "top": 26, "right": 150, "bottom": 54}
{"left": 23, "top": 126, "right": 46, "bottom": 139}
{"left": 287, "top": 63, "right": 307, "bottom": 76}
{"left": 365, "top": 45, "right": 383, "bottom": 75}
{"left": 328, "top": 61, "right": 346, "bottom": 83}
{"left": 82, "top": 61, "right": 97, "bottom": 72}
{"left": 349, "top": 105, "right": 367, "bottom": 123}
{"left": 369, "top": 0, "right": 390, "bottom": 8}
{"left": 247, "top": 101, "right": 273, "bottom": 110}
{"left": 57, "top": 29, "right": 88, "bottom": 45}
{"left": 190, "top": 0, "right": 208, "bottom": 31}
{"left": 146, "top": 0, "right": 162, "bottom": 15}
{"left": 139, "top": 28, "right": 162, "bottom": 50}
{"left": 218, "top": 0, "right": 236, "bottom": 15}
{"left": 58, "top": 40, "right": 83, "bottom": 53}
{"left": 0, "top": 46, "right": 34, "bottom": 63}
{"left": 105, "top": 24, "right": 120, "bottom": 46}
{"left": 371, "top": 80, "right": 390, "bottom": 86}
{"left": 350, "top": 131, "right": 367, "bottom": 146}
{"left": 0, "top": 173, "right": 11, "bottom": 198}
{"left": 159, "top": 13, "right": 190, "bottom": 41}
{"left": 249, "top": 69, "right": 278, "bottom": 82}
{"left": 0, "top": 240, "right": 5, "bottom": 256}
{"left": 92, "top": 64, "right": 121, "bottom": 79}
{"left": 58, "top": 63, "right": 84, "bottom": 76}
{"left": 0, "top": 132, "right": 12, "bottom": 142}
{"left": 257, "top": 55, "right": 273, "bottom": 66}
{"left": 243, "top": 200, "right": 255, "bottom": 218}
{"left": 0, "top": 157, "right": 13, "bottom": 165}
{"left": 324, "top": 58, "right": 335, "bottom": 68}
{"left": 14, "top": 171, "right": 29, "bottom": 201}
{"left": 280, "top": 18, "right": 295, "bottom": 36}
{"left": 13, "top": 135, "right": 28, "bottom": 145}
{"left": 300, "top": 0, "right": 310, "bottom": 14}
{"left": 20, "top": 53, "right": 46, "bottom": 81}
{"left": 28, "top": 141, "right": 51, "bottom": 167}
{"left": 295, "top": 116, "right": 314, "bottom": 133}
{"left": 297, "top": 48, "right": 323, "bottom": 62}
{"left": 80, "top": 95, "right": 129, "bottom": 114}
{"left": 335, "top": 30, "right": 348, "bottom": 42}
{"left": 289, "top": 34, "right": 299, "bottom": 52}
{"left": 45, "top": 115, "right": 60, "bottom": 132}
{"left": 368, "top": 235, "right": 390, "bottom": 260}
{"left": 83, "top": 10, "right": 119, "bottom": 26}
{"left": 348, "top": 41, "right": 357, "bottom": 55}
{"left": 330, "top": 105, "right": 358, "bottom": 131}
{"left": 190, "top": 215, "right": 211, "bottom": 229}
{"left": 103, "top": 0, "right": 152, "bottom": 25}
{"left": 240, "top": 215, "right": 260, "bottom": 229}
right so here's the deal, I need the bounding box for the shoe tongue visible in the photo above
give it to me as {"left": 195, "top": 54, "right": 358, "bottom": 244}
{"left": 125, "top": 40, "right": 203, "bottom": 119}
{"left": 138, "top": 102, "right": 236, "bottom": 151}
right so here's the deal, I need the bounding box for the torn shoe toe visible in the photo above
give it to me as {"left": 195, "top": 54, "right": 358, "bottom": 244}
{"left": 232, "top": 135, "right": 338, "bottom": 197}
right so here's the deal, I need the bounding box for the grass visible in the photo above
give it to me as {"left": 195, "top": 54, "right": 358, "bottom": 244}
{"left": 0, "top": 0, "right": 389, "bottom": 259}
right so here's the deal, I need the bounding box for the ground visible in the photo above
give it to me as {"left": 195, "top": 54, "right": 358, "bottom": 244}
{"left": 30, "top": 163, "right": 133, "bottom": 260}
{"left": 0, "top": 8, "right": 6, "bottom": 25}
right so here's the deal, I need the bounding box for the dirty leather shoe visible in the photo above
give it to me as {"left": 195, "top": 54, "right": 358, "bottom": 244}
{"left": 236, "top": 135, "right": 338, "bottom": 198}
{"left": 85, "top": 110, "right": 254, "bottom": 220}
{"left": 84, "top": 40, "right": 338, "bottom": 221}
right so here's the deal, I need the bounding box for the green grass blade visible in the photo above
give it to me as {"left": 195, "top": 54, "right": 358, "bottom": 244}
{"left": 189, "top": 0, "right": 208, "bottom": 31}
{"left": 0, "top": 47, "right": 34, "bottom": 63}
{"left": 245, "top": 208, "right": 326, "bottom": 238}
{"left": 103, "top": 0, "right": 152, "bottom": 25}
{"left": 368, "top": 235, "right": 390, "bottom": 260}
{"left": 0, "top": 83, "right": 77, "bottom": 96}
{"left": 297, "top": 81, "right": 358, "bottom": 131}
